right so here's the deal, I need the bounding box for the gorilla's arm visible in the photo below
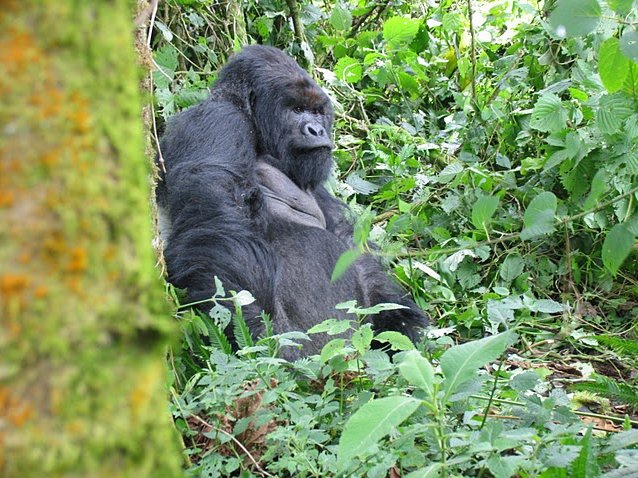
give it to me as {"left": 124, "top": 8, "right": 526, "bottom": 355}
{"left": 157, "top": 103, "right": 277, "bottom": 332}
{"left": 312, "top": 187, "right": 428, "bottom": 343}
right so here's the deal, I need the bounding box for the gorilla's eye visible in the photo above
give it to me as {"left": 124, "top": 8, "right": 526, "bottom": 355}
{"left": 311, "top": 107, "right": 324, "bottom": 115}
{"left": 293, "top": 106, "right": 304, "bottom": 113}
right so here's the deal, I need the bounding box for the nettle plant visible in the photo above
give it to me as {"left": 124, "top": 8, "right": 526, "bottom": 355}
{"left": 170, "top": 300, "right": 638, "bottom": 477}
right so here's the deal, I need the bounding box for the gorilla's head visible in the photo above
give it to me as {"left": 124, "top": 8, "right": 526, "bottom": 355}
{"left": 215, "top": 46, "right": 334, "bottom": 190}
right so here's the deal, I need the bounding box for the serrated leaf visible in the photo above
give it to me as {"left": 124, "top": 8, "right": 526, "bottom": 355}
{"left": 383, "top": 16, "right": 421, "bottom": 49}
{"left": 549, "top": 0, "right": 601, "bottom": 38}
{"left": 620, "top": 30, "right": 638, "bottom": 63}
{"left": 597, "top": 93, "right": 634, "bottom": 134}
{"left": 472, "top": 195, "right": 499, "bottom": 230}
{"left": 330, "top": 3, "right": 353, "bottom": 31}
{"left": 399, "top": 351, "right": 435, "bottom": 398}
{"left": 337, "top": 396, "right": 421, "bottom": 468}
{"left": 334, "top": 56, "right": 362, "bottom": 83}
{"left": 440, "top": 332, "right": 513, "bottom": 397}
{"left": 599, "top": 38, "right": 630, "bottom": 93}
{"left": 499, "top": 254, "right": 525, "bottom": 283}
{"left": 602, "top": 223, "right": 636, "bottom": 275}
{"left": 331, "top": 248, "right": 361, "bottom": 282}
{"left": 530, "top": 94, "right": 568, "bottom": 132}
{"left": 520, "top": 192, "right": 558, "bottom": 240}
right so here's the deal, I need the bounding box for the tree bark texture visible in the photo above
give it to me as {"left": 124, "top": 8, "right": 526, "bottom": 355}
{"left": 0, "top": 1, "right": 183, "bottom": 476}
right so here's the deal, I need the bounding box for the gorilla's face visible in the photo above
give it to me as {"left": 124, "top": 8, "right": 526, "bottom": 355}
{"left": 216, "top": 46, "right": 336, "bottom": 190}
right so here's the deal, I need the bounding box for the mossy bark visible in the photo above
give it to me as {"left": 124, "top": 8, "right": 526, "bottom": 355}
{"left": 0, "top": 1, "right": 183, "bottom": 476}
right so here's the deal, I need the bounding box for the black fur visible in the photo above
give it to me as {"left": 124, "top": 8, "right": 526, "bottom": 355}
{"left": 156, "top": 45, "right": 427, "bottom": 358}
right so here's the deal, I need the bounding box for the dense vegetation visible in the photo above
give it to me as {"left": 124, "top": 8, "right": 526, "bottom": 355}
{"left": 150, "top": 0, "right": 638, "bottom": 476}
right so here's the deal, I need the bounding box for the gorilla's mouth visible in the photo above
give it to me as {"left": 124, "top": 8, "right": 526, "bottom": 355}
{"left": 292, "top": 144, "right": 333, "bottom": 156}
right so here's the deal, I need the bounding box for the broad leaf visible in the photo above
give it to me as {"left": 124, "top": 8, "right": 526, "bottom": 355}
{"left": 472, "top": 195, "right": 499, "bottom": 230}
{"left": 602, "top": 223, "right": 636, "bottom": 275}
{"left": 620, "top": 30, "right": 638, "bottom": 63}
{"left": 608, "top": 0, "right": 634, "bottom": 16}
{"left": 334, "top": 56, "right": 363, "bottom": 84}
{"left": 520, "top": 192, "right": 557, "bottom": 240}
{"left": 597, "top": 94, "right": 634, "bottom": 134}
{"left": 375, "top": 331, "right": 415, "bottom": 351}
{"left": 331, "top": 248, "right": 361, "bottom": 282}
{"left": 330, "top": 3, "right": 353, "bottom": 31}
{"left": 405, "top": 464, "right": 444, "bottom": 478}
{"left": 530, "top": 94, "right": 568, "bottom": 132}
{"left": 352, "top": 324, "right": 374, "bottom": 355}
{"left": 399, "top": 350, "right": 435, "bottom": 398}
{"left": 549, "top": 0, "right": 601, "bottom": 38}
{"left": 338, "top": 396, "right": 421, "bottom": 468}
{"left": 383, "top": 16, "right": 421, "bottom": 49}
{"left": 440, "top": 332, "right": 513, "bottom": 397}
{"left": 599, "top": 38, "right": 630, "bottom": 93}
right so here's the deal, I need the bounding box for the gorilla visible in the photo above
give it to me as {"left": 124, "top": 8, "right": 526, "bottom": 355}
{"left": 156, "top": 45, "right": 426, "bottom": 357}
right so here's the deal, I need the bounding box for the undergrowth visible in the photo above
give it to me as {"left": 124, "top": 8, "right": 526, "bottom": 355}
{"left": 151, "top": 0, "right": 638, "bottom": 476}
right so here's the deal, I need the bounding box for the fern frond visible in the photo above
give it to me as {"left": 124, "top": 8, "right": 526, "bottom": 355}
{"left": 572, "top": 375, "right": 638, "bottom": 409}
{"left": 594, "top": 335, "right": 638, "bottom": 357}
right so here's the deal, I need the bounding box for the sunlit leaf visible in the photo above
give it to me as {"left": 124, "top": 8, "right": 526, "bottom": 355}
{"left": 549, "top": 0, "right": 601, "bottom": 38}
{"left": 599, "top": 38, "right": 630, "bottom": 93}
{"left": 338, "top": 396, "right": 421, "bottom": 468}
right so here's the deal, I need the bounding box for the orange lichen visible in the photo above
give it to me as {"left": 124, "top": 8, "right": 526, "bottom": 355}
{"left": 34, "top": 285, "right": 48, "bottom": 298}
{"left": 41, "top": 150, "right": 61, "bottom": 167}
{"left": 68, "top": 247, "right": 88, "bottom": 273}
{"left": 0, "top": 274, "right": 30, "bottom": 295}
{"left": 0, "top": 191, "right": 14, "bottom": 207}
{"left": 0, "top": 386, "right": 34, "bottom": 428}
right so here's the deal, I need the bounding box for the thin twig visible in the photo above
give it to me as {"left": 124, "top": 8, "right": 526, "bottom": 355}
{"left": 466, "top": 0, "right": 478, "bottom": 109}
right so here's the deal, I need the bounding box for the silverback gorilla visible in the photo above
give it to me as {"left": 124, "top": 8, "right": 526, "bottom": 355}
{"left": 156, "top": 45, "right": 427, "bottom": 357}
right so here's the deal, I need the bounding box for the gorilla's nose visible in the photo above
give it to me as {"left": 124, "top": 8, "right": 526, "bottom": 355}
{"left": 302, "top": 122, "right": 326, "bottom": 137}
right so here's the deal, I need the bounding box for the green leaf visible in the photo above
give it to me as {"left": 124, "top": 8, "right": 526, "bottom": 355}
{"left": 404, "top": 464, "right": 444, "bottom": 478}
{"left": 352, "top": 324, "right": 374, "bottom": 355}
{"left": 333, "top": 56, "right": 363, "bottom": 84}
{"left": 548, "top": 0, "right": 601, "bottom": 38}
{"left": 608, "top": 0, "right": 634, "bottom": 16}
{"left": 383, "top": 16, "right": 421, "bottom": 49}
{"left": 375, "top": 331, "right": 415, "bottom": 351}
{"left": 620, "top": 30, "right": 638, "bottom": 63}
{"left": 583, "top": 169, "right": 609, "bottom": 210}
{"left": 520, "top": 192, "right": 558, "bottom": 240}
{"left": 499, "top": 254, "right": 525, "bottom": 283}
{"left": 440, "top": 332, "right": 513, "bottom": 397}
{"left": 331, "top": 248, "right": 361, "bottom": 282}
{"left": 599, "top": 38, "right": 630, "bottom": 93}
{"left": 471, "top": 195, "right": 499, "bottom": 230}
{"left": 398, "top": 351, "right": 435, "bottom": 398}
{"left": 530, "top": 94, "right": 568, "bottom": 132}
{"left": 337, "top": 396, "right": 421, "bottom": 468}
{"left": 597, "top": 93, "right": 634, "bottom": 134}
{"left": 330, "top": 3, "right": 353, "bottom": 31}
{"left": 320, "top": 338, "right": 347, "bottom": 362}
{"left": 602, "top": 223, "right": 636, "bottom": 275}
{"left": 307, "top": 318, "right": 352, "bottom": 335}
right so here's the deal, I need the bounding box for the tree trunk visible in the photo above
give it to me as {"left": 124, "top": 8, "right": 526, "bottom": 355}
{"left": 0, "top": 1, "right": 183, "bottom": 476}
